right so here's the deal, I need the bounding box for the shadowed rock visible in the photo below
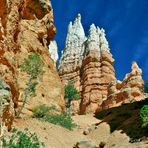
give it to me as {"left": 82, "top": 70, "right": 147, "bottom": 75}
{"left": 0, "top": 80, "right": 14, "bottom": 131}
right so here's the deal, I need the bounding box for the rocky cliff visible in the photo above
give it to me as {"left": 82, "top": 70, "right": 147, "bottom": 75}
{"left": 59, "top": 14, "right": 144, "bottom": 114}
{"left": 0, "top": 0, "right": 65, "bottom": 121}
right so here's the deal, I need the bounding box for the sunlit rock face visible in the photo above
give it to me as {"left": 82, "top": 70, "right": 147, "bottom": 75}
{"left": 59, "top": 14, "right": 145, "bottom": 114}
{"left": 49, "top": 40, "right": 59, "bottom": 66}
{"left": 59, "top": 14, "right": 115, "bottom": 113}
{"left": 58, "top": 14, "right": 86, "bottom": 92}
{"left": 0, "top": 0, "right": 65, "bottom": 118}
{"left": 102, "top": 62, "right": 144, "bottom": 110}
{"left": 80, "top": 24, "right": 115, "bottom": 113}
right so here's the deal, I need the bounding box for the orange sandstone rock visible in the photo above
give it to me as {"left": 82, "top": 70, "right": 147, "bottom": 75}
{"left": 59, "top": 15, "right": 145, "bottom": 114}
{"left": 0, "top": 0, "right": 64, "bottom": 119}
{"left": 102, "top": 62, "right": 144, "bottom": 110}
{"left": 59, "top": 17, "right": 116, "bottom": 114}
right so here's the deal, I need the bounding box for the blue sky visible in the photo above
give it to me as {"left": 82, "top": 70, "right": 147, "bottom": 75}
{"left": 51, "top": 0, "right": 148, "bottom": 81}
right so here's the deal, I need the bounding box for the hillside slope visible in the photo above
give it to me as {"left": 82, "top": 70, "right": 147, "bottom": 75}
{"left": 6, "top": 98, "right": 147, "bottom": 148}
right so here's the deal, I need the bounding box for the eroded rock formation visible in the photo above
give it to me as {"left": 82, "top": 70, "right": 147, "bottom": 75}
{"left": 59, "top": 14, "right": 145, "bottom": 114}
{"left": 59, "top": 15, "right": 115, "bottom": 113}
{"left": 102, "top": 62, "right": 144, "bottom": 110}
{"left": 49, "top": 40, "right": 59, "bottom": 66}
{"left": 80, "top": 24, "right": 115, "bottom": 113}
{"left": 0, "top": 0, "right": 64, "bottom": 119}
{"left": 58, "top": 14, "right": 86, "bottom": 92}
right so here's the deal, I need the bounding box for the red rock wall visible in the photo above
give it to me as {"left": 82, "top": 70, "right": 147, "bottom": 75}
{"left": 0, "top": 0, "right": 65, "bottom": 117}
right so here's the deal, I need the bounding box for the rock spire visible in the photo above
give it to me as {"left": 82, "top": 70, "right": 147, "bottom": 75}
{"left": 49, "top": 40, "right": 59, "bottom": 66}
{"left": 59, "top": 15, "right": 115, "bottom": 113}
{"left": 59, "top": 14, "right": 145, "bottom": 114}
{"left": 58, "top": 14, "right": 86, "bottom": 92}
{"left": 80, "top": 24, "right": 115, "bottom": 113}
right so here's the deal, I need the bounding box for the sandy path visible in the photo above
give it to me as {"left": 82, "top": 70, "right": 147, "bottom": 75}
{"left": 10, "top": 114, "right": 148, "bottom": 148}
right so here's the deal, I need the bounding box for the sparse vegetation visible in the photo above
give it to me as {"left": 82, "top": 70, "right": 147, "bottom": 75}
{"left": 44, "top": 113, "right": 76, "bottom": 130}
{"left": 2, "top": 128, "right": 43, "bottom": 148}
{"left": 140, "top": 105, "right": 148, "bottom": 128}
{"left": 64, "top": 81, "right": 80, "bottom": 109}
{"left": 32, "top": 104, "right": 76, "bottom": 130}
{"left": 32, "top": 104, "right": 50, "bottom": 118}
{"left": 20, "top": 53, "right": 43, "bottom": 79}
{"left": 16, "top": 53, "right": 43, "bottom": 117}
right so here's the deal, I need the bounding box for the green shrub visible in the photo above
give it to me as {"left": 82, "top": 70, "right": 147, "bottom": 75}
{"left": 32, "top": 104, "right": 76, "bottom": 130}
{"left": 28, "top": 81, "right": 38, "bottom": 96}
{"left": 32, "top": 104, "right": 50, "bottom": 118}
{"left": 44, "top": 113, "right": 76, "bottom": 130}
{"left": 48, "top": 105, "right": 59, "bottom": 111}
{"left": 140, "top": 105, "right": 148, "bottom": 128}
{"left": 64, "top": 81, "right": 80, "bottom": 108}
{"left": 32, "top": 104, "right": 60, "bottom": 118}
{"left": 20, "top": 53, "right": 43, "bottom": 79}
{"left": 2, "top": 128, "right": 43, "bottom": 148}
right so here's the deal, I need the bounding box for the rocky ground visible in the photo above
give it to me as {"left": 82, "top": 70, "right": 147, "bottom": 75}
{"left": 7, "top": 99, "right": 147, "bottom": 148}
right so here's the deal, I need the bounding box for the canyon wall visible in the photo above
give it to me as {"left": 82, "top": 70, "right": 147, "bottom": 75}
{"left": 0, "top": 0, "right": 65, "bottom": 121}
{"left": 59, "top": 14, "right": 144, "bottom": 114}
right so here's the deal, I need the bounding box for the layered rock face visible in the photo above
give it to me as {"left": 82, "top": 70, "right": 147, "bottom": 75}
{"left": 58, "top": 14, "right": 86, "bottom": 92}
{"left": 59, "top": 15, "right": 115, "bottom": 113}
{"left": 59, "top": 14, "right": 145, "bottom": 114}
{"left": 102, "top": 62, "right": 144, "bottom": 109}
{"left": 0, "top": 0, "right": 64, "bottom": 118}
{"left": 80, "top": 25, "right": 115, "bottom": 113}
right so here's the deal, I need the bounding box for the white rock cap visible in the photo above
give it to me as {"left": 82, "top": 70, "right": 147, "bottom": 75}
{"left": 48, "top": 40, "right": 59, "bottom": 66}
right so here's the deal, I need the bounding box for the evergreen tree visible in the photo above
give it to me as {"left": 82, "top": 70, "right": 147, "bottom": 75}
{"left": 64, "top": 81, "right": 80, "bottom": 109}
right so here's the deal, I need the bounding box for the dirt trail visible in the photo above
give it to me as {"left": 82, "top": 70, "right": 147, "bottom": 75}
{"left": 11, "top": 113, "right": 148, "bottom": 148}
